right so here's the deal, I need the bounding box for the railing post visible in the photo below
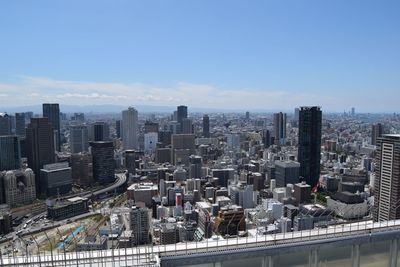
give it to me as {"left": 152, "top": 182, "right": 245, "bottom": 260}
{"left": 262, "top": 255, "right": 273, "bottom": 267}
{"left": 309, "top": 248, "right": 319, "bottom": 267}
{"left": 389, "top": 239, "right": 398, "bottom": 267}
{"left": 351, "top": 244, "right": 360, "bottom": 267}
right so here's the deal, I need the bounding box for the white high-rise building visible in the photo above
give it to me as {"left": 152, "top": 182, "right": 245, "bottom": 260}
{"left": 122, "top": 107, "right": 138, "bottom": 150}
{"left": 144, "top": 132, "right": 158, "bottom": 153}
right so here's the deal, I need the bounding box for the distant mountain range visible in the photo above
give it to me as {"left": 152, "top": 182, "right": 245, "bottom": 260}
{"left": 0, "top": 104, "right": 283, "bottom": 114}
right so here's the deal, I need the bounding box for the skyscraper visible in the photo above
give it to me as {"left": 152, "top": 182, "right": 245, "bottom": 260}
{"left": 89, "top": 122, "right": 110, "bottom": 141}
{"left": 273, "top": 112, "right": 287, "bottom": 145}
{"left": 263, "top": 129, "right": 271, "bottom": 148}
{"left": 177, "top": 105, "right": 188, "bottom": 125}
{"left": 203, "top": 115, "right": 210, "bottom": 138}
{"left": 90, "top": 141, "right": 115, "bottom": 184}
{"left": 144, "top": 132, "right": 158, "bottom": 153}
{"left": 69, "top": 125, "right": 89, "bottom": 154}
{"left": 0, "top": 113, "right": 12, "bottom": 136}
{"left": 372, "top": 123, "right": 383, "bottom": 146}
{"left": 71, "top": 152, "right": 93, "bottom": 187}
{"left": 129, "top": 205, "right": 150, "bottom": 245}
{"left": 15, "top": 112, "right": 26, "bottom": 137}
{"left": 294, "top": 108, "right": 300, "bottom": 122}
{"left": 0, "top": 136, "right": 21, "bottom": 171}
{"left": 298, "top": 106, "right": 322, "bottom": 188}
{"left": 122, "top": 107, "right": 139, "bottom": 150}
{"left": 373, "top": 134, "right": 400, "bottom": 221}
{"left": 189, "top": 155, "right": 202, "bottom": 179}
{"left": 171, "top": 134, "right": 195, "bottom": 166}
{"left": 181, "top": 118, "right": 193, "bottom": 134}
{"left": 42, "top": 103, "right": 61, "bottom": 151}
{"left": 26, "top": 118, "right": 55, "bottom": 195}
{"left": 116, "top": 120, "right": 122, "bottom": 138}
{"left": 177, "top": 105, "right": 188, "bottom": 133}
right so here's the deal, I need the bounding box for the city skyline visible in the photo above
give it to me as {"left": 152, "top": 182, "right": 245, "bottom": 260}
{"left": 1, "top": 1, "right": 400, "bottom": 112}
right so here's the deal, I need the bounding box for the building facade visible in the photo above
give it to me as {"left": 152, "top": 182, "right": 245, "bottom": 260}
{"left": 202, "top": 115, "right": 210, "bottom": 138}
{"left": 90, "top": 141, "right": 115, "bottom": 184}
{"left": 69, "top": 125, "right": 89, "bottom": 154}
{"left": 373, "top": 134, "right": 400, "bottom": 221}
{"left": 0, "top": 169, "right": 36, "bottom": 208}
{"left": 0, "top": 136, "right": 21, "bottom": 171}
{"left": 298, "top": 106, "right": 322, "bottom": 187}
{"left": 122, "top": 107, "right": 139, "bottom": 150}
{"left": 71, "top": 153, "right": 93, "bottom": 187}
{"left": 273, "top": 112, "right": 287, "bottom": 145}
{"left": 42, "top": 103, "right": 60, "bottom": 151}
{"left": 26, "top": 118, "right": 55, "bottom": 195}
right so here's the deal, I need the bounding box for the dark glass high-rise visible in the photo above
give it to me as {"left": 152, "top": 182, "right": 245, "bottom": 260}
{"left": 42, "top": 103, "right": 60, "bottom": 151}
{"left": 298, "top": 106, "right": 322, "bottom": 188}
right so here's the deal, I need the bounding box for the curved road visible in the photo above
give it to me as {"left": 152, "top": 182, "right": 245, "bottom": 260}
{"left": 83, "top": 172, "right": 127, "bottom": 198}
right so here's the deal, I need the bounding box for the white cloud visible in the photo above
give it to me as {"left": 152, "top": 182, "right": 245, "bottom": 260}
{"left": 56, "top": 93, "right": 128, "bottom": 100}
{"left": 0, "top": 75, "right": 341, "bottom": 110}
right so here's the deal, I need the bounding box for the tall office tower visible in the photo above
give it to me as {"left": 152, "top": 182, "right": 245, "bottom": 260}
{"left": 0, "top": 136, "right": 21, "bottom": 171}
{"left": 189, "top": 155, "right": 202, "bottom": 179}
{"left": 171, "top": 134, "right": 196, "bottom": 166}
{"left": 129, "top": 205, "right": 150, "bottom": 245}
{"left": 116, "top": 120, "right": 122, "bottom": 138}
{"left": 372, "top": 123, "right": 383, "bottom": 146}
{"left": 203, "top": 114, "right": 210, "bottom": 138}
{"left": 245, "top": 111, "right": 250, "bottom": 120}
{"left": 275, "top": 160, "right": 300, "bottom": 188}
{"left": 294, "top": 108, "right": 300, "bottom": 122}
{"left": 144, "top": 121, "right": 159, "bottom": 133}
{"left": 351, "top": 107, "right": 355, "bottom": 116}
{"left": 15, "top": 113, "right": 26, "bottom": 137}
{"left": 0, "top": 113, "right": 12, "bottom": 135}
{"left": 177, "top": 105, "right": 188, "bottom": 125}
{"left": 26, "top": 118, "right": 55, "bottom": 195}
{"left": 42, "top": 103, "right": 61, "bottom": 151}
{"left": 144, "top": 132, "right": 158, "bottom": 153}
{"left": 71, "top": 153, "right": 93, "bottom": 187}
{"left": 90, "top": 141, "right": 115, "bottom": 184}
{"left": 168, "top": 121, "right": 181, "bottom": 135}
{"left": 89, "top": 122, "right": 110, "bottom": 141}
{"left": 273, "top": 112, "right": 287, "bottom": 145}
{"left": 122, "top": 107, "right": 139, "bottom": 150}
{"left": 263, "top": 129, "right": 271, "bottom": 148}
{"left": 124, "top": 150, "right": 137, "bottom": 176}
{"left": 159, "top": 130, "right": 172, "bottom": 147}
{"left": 69, "top": 125, "right": 89, "bottom": 154}
{"left": 373, "top": 135, "right": 400, "bottom": 221}
{"left": 181, "top": 118, "right": 193, "bottom": 134}
{"left": 298, "top": 106, "right": 322, "bottom": 188}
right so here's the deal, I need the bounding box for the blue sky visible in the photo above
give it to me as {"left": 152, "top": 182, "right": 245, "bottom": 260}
{"left": 0, "top": 1, "right": 400, "bottom": 112}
